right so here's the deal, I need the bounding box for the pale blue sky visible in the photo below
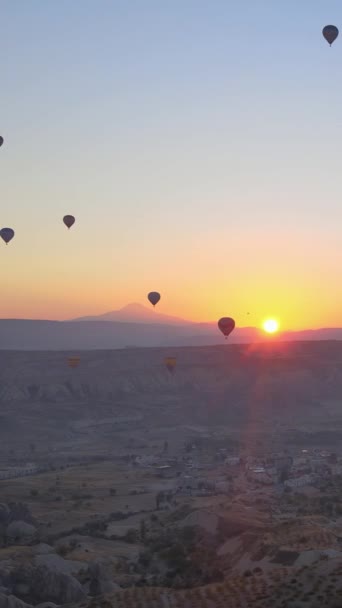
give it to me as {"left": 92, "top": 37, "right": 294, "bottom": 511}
{"left": 1, "top": 1, "right": 342, "bottom": 327}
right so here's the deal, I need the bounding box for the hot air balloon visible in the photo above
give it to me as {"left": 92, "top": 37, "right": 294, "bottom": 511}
{"left": 0, "top": 228, "right": 15, "bottom": 245}
{"left": 63, "top": 215, "right": 75, "bottom": 229}
{"left": 164, "top": 357, "right": 177, "bottom": 373}
{"left": 218, "top": 317, "right": 235, "bottom": 339}
{"left": 322, "top": 25, "right": 339, "bottom": 46}
{"left": 68, "top": 356, "right": 80, "bottom": 368}
{"left": 148, "top": 292, "right": 161, "bottom": 307}
{"left": 0, "top": 136, "right": 3, "bottom": 147}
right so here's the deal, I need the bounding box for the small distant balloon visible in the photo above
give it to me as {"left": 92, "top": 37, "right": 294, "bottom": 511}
{"left": 322, "top": 25, "right": 339, "bottom": 46}
{"left": 164, "top": 357, "right": 177, "bottom": 373}
{"left": 0, "top": 136, "right": 3, "bottom": 147}
{"left": 68, "top": 356, "right": 80, "bottom": 368}
{"left": 218, "top": 317, "right": 235, "bottom": 339}
{"left": 0, "top": 228, "right": 15, "bottom": 245}
{"left": 148, "top": 292, "right": 161, "bottom": 307}
{"left": 63, "top": 215, "right": 75, "bottom": 229}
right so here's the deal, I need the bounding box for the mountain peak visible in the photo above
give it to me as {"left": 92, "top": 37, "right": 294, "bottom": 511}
{"left": 70, "top": 302, "right": 193, "bottom": 326}
{"left": 119, "top": 302, "right": 149, "bottom": 312}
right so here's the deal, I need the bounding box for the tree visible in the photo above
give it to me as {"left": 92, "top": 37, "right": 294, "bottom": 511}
{"left": 160, "top": 542, "right": 187, "bottom": 570}
{"left": 156, "top": 491, "right": 164, "bottom": 510}
{"left": 139, "top": 550, "right": 152, "bottom": 567}
{"left": 125, "top": 528, "right": 139, "bottom": 543}
{"left": 140, "top": 520, "right": 146, "bottom": 541}
{"left": 279, "top": 469, "right": 289, "bottom": 483}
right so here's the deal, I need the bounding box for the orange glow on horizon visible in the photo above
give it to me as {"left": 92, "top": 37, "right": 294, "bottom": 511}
{"left": 1, "top": 225, "right": 342, "bottom": 330}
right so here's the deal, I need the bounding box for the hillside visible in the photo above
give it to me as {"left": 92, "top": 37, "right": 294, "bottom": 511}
{"left": 68, "top": 560, "right": 342, "bottom": 607}
{"left": 0, "top": 318, "right": 260, "bottom": 350}
{"left": 1, "top": 340, "right": 342, "bottom": 449}
{"left": 2, "top": 315, "right": 342, "bottom": 350}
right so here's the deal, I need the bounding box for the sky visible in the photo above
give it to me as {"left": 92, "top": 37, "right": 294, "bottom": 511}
{"left": 1, "top": 0, "right": 342, "bottom": 330}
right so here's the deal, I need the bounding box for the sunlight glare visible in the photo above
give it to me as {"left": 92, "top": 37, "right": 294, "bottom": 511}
{"left": 263, "top": 319, "right": 279, "bottom": 334}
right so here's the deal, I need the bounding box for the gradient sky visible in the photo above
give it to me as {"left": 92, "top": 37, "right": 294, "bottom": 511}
{"left": 2, "top": 0, "right": 342, "bottom": 329}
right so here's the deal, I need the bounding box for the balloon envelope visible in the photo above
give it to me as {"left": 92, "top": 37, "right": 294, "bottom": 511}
{"left": 0, "top": 228, "right": 15, "bottom": 244}
{"left": 68, "top": 357, "right": 80, "bottom": 368}
{"left": 164, "top": 357, "right": 177, "bottom": 373}
{"left": 148, "top": 291, "right": 161, "bottom": 307}
{"left": 0, "top": 136, "right": 3, "bottom": 147}
{"left": 218, "top": 317, "right": 235, "bottom": 338}
{"left": 63, "top": 215, "right": 75, "bottom": 229}
{"left": 322, "top": 25, "right": 339, "bottom": 45}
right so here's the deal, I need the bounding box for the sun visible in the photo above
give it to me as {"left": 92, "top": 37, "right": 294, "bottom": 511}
{"left": 263, "top": 319, "right": 279, "bottom": 334}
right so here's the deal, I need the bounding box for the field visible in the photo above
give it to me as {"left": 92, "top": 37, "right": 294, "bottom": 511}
{"left": 77, "top": 562, "right": 342, "bottom": 608}
{"left": 0, "top": 462, "right": 170, "bottom": 536}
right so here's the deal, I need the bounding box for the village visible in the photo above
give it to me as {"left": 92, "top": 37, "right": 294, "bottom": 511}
{"left": 1, "top": 428, "right": 342, "bottom": 502}
{"left": 122, "top": 433, "right": 342, "bottom": 512}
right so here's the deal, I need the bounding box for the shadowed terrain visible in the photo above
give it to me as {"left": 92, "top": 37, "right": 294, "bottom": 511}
{"left": 1, "top": 342, "right": 342, "bottom": 607}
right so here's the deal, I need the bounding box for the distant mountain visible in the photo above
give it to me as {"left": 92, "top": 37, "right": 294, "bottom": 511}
{"left": 0, "top": 318, "right": 254, "bottom": 350}
{"left": 70, "top": 302, "right": 193, "bottom": 326}
{"left": 0, "top": 317, "right": 342, "bottom": 350}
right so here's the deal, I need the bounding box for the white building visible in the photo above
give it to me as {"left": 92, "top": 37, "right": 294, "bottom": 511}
{"left": 225, "top": 456, "right": 240, "bottom": 466}
{"left": 284, "top": 474, "right": 312, "bottom": 488}
{"left": 247, "top": 468, "right": 273, "bottom": 485}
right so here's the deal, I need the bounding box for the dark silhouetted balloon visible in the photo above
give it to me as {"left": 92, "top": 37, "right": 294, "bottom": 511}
{"left": 164, "top": 357, "right": 177, "bottom": 373}
{"left": 148, "top": 292, "right": 161, "bottom": 307}
{"left": 68, "top": 356, "right": 80, "bottom": 368}
{"left": 0, "top": 136, "right": 3, "bottom": 147}
{"left": 63, "top": 215, "right": 75, "bottom": 229}
{"left": 0, "top": 228, "right": 15, "bottom": 245}
{"left": 322, "top": 25, "right": 339, "bottom": 46}
{"left": 218, "top": 317, "right": 235, "bottom": 339}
